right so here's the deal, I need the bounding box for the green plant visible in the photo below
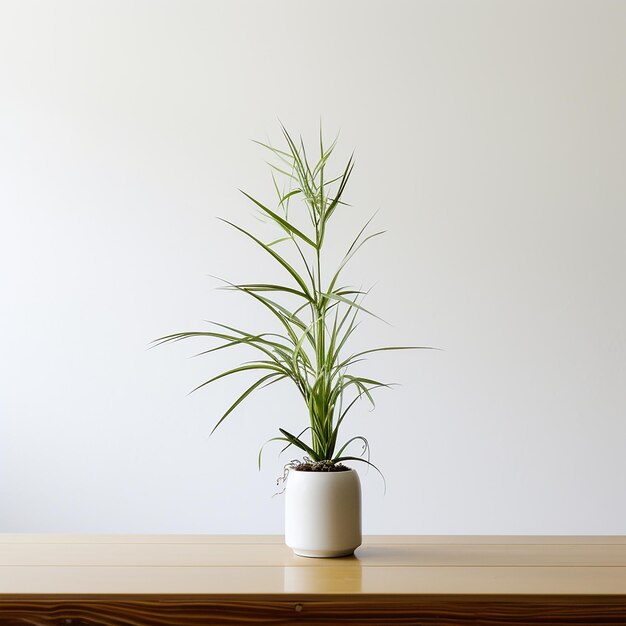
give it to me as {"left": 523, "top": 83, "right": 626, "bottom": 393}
{"left": 155, "top": 125, "right": 427, "bottom": 473}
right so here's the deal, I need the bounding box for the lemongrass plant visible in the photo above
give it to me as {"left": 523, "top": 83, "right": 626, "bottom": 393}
{"left": 155, "top": 125, "right": 425, "bottom": 473}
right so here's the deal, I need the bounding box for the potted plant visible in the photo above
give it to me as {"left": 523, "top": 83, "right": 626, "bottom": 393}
{"left": 155, "top": 125, "right": 425, "bottom": 557}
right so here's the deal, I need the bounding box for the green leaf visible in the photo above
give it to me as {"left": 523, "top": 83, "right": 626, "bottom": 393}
{"left": 211, "top": 373, "right": 284, "bottom": 436}
{"left": 279, "top": 426, "right": 312, "bottom": 456}
{"left": 337, "top": 345, "right": 436, "bottom": 370}
{"left": 190, "top": 363, "right": 285, "bottom": 395}
{"left": 334, "top": 436, "right": 370, "bottom": 461}
{"left": 267, "top": 236, "right": 291, "bottom": 248}
{"left": 221, "top": 283, "right": 310, "bottom": 300}
{"left": 279, "top": 428, "right": 320, "bottom": 462}
{"left": 333, "top": 456, "right": 386, "bottom": 492}
{"left": 320, "top": 290, "right": 386, "bottom": 323}
{"left": 279, "top": 189, "right": 302, "bottom": 205}
{"left": 240, "top": 190, "right": 317, "bottom": 248}
{"left": 218, "top": 219, "right": 313, "bottom": 301}
{"left": 266, "top": 161, "right": 298, "bottom": 180}
{"left": 258, "top": 436, "right": 290, "bottom": 470}
{"left": 251, "top": 139, "right": 293, "bottom": 160}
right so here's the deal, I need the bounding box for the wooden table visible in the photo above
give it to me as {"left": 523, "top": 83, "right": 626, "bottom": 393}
{"left": 0, "top": 535, "right": 625, "bottom": 624}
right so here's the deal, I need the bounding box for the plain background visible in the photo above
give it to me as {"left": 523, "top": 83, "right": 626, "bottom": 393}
{"left": 1, "top": 0, "right": 625, "bottom": 534}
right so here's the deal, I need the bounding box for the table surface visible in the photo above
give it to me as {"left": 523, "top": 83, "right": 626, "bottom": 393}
{"left": 1, "top": 534, "right": 625, "bottom": 596}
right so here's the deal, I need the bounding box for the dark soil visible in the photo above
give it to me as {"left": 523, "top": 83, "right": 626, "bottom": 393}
{"left": 295, "top": 461, "right": 350, "bottom": 472}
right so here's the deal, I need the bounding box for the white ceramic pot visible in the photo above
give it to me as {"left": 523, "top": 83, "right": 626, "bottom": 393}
{"left": 285, "top": 468, "right": 362, "bottom": 558}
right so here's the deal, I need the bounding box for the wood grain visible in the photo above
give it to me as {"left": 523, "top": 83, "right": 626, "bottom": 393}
{"left": 0, "top": 596, "right": 625, "bottom": 625}
{"left": 3, "top": 541, "right": 626, "bottom": 567}
{"left": 0, "top": 536, "right": 625, "bottom": 624}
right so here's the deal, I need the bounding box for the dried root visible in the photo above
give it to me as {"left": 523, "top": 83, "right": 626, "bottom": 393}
{"left": 273, "top": 457, "right": 349, "bottom": 496}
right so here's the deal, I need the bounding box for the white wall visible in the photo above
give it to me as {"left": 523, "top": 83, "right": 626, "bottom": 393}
{"left": 1, "top": 0, "right": 625, "bottom": 534}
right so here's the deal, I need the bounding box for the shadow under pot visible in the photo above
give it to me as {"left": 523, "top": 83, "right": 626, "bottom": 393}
{"left": 285, "top": 467, "right": 362, "bottom": 558}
